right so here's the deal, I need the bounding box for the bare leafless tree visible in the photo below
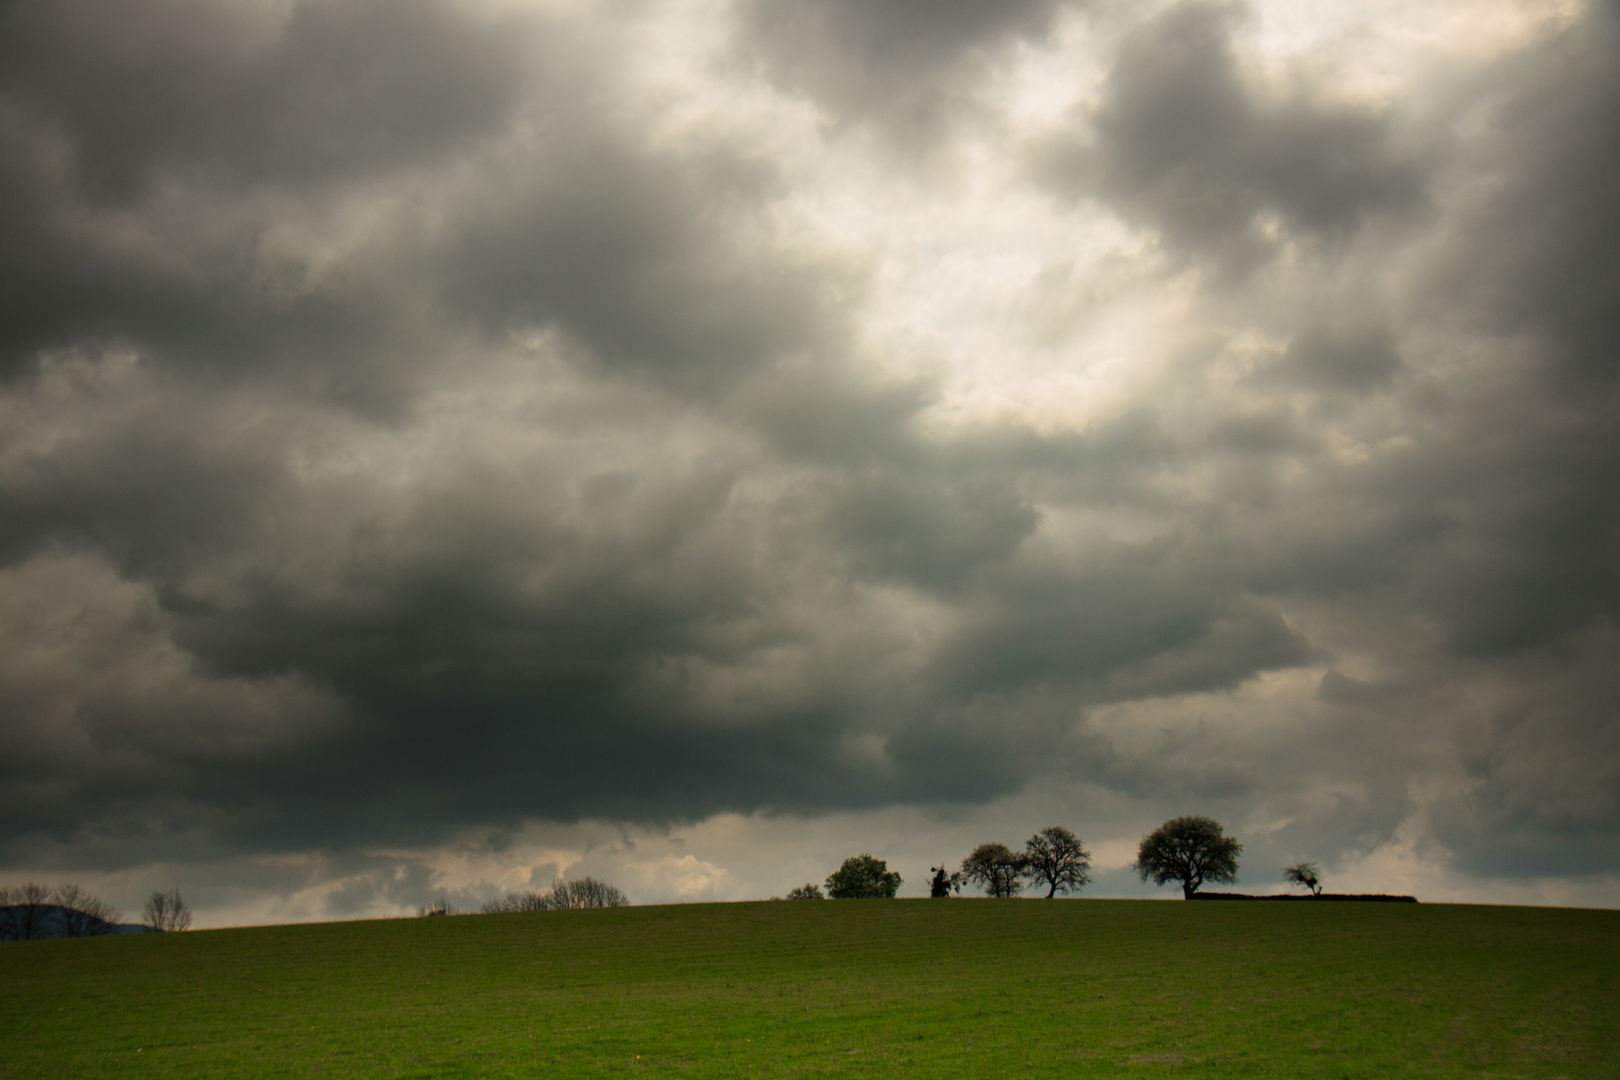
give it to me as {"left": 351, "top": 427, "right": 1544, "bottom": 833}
{"left": 142, "top": 888, "right": 192, "bottom": 932}
{"left": 54, "top": 884, "right": 122, "bottom": 937}
{"left": 481, "top": 890, "right": 546, "bottom": 914}
{"left": 0, "top": 883, "right": 54, "bottom": 940}
{"left": 558, "top": 877, "right": 628, "bottom": 908}
{"left": 1023, "top": 826, "right": 1093, "bottom": 898}
{"left": 482, "top": 876, "right": 628, "bottom": 913}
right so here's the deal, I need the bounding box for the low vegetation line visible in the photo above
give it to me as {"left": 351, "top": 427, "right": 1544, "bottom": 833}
{"left": 1189, "top": 892, "right": 1418, "bottom": 902}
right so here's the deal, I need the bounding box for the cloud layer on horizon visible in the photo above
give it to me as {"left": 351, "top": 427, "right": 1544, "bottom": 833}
{"left": 0, "top": 0, "right": 1615, "bottom": 918}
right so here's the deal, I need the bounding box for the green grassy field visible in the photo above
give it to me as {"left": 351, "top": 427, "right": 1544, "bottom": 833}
{"left": 1, "top": 898, "right": 1614, "bottom": 1079}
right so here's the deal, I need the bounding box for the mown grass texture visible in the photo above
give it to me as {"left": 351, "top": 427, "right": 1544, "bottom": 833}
{"left": 1, "top": 898, "right": 1613, "bottom": 1079}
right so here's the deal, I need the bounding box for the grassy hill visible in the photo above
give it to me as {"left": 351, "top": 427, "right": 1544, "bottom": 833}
{"left": 1, "top": 897, "right": 1614, "bottom": 1078}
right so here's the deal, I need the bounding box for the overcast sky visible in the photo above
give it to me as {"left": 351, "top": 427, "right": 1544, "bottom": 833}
{"left": 1, "top": 0, "right": 1616, "bottom": 926}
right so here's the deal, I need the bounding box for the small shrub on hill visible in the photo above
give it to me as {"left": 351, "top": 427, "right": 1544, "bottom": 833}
{"left": 1283, "top": 862, "right": 1323, "bottom": 895}
{"left": 929, "top": 866, "right": 964, "bottom": 897}
{"left": 417, "top": 898, "right": 459, "bottom": 917}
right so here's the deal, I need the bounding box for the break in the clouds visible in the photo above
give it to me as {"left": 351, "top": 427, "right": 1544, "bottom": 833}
{"left": 0, "top": 0, "right": 1616, "bottom": 923}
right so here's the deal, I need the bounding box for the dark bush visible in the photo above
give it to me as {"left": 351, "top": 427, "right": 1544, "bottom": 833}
{"left": 825, "top": 855, "right": 902, "bottom": 899}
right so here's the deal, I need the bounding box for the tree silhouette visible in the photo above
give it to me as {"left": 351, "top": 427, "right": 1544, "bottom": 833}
{"left": 928, "top": 865, "right": 964, "bottom": 898}
{"left": 0, "top": 883, "right": 53, "bottom": 940}
{"left": 142, "top": 888, "right": 193, "bottom": 932}
{"left": 1283, "top": 862, "right": 1323, "bottom": 896}
{"left": 961, "top": 842, "right": 1028, "bottom": 898}
{"left": 482, "top": 877, "right": 628, "bottom": 912}
{"left": 825, "top": 855, "right": 902, "bottom": 898}
{"left": 1023, "top": 826, "right": 1092, "bottom": 898}
{"left": 54, "top": 884, "right": 121, "bottom": 937}
{"left": 1135, "top": 816, "right": 1242, "bottom": 899}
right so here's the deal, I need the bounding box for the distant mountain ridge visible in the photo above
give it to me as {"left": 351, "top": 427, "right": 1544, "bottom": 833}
{"left": 0, "top": 903, "right": 154, "bottom": 940}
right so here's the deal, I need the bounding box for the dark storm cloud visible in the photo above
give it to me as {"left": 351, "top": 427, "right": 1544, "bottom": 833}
{"left": 0, "top": 0, "right": 532, "bottom": 406}
{"left": 1433, "top": 629, "right": 1620, "bottom": 878}
{"left": 1345, "top": 114, "right": 1617, "bottom": 878}
{"left": 0, "top": 0, "right": 526, "bottom": 197}
{"left": 435, "top": 140, "right": 853, "bottom": 396}
{"left": 993, "top": 2, "right": 1617, "bottom": 880}
{"left": 0, "top": 0, "right": 1616, "bottom": 899}
{"left": 0, "top": 0, "right": 853, "bottom": 858}
{"left": 0, "top": 397, "right": 282, "bottom": 576}
{"left": 1433, "top": 1, "right": 1620, "bottom": 393}
{"left": 736, "top": 0, "right": 1072, "bottom": 140}
{"left": 817, "top": 469, "right": 1039, "bottom": 590}
{"left": 1271, "top": 324, "right": 1403, "bottom": 395}
{"left": 927, "top": 551, "right": 1313, "bottom": 701}
{"left": 0, "top": 0, "right": 935, "bottom": 862}
{"left": 1031, "top": 1, "right": 1425, "bottom": 267}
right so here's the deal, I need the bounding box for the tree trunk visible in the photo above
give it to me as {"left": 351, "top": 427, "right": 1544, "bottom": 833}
{"left": 1182, "top": 881, "right": 1196, "bottom": 900}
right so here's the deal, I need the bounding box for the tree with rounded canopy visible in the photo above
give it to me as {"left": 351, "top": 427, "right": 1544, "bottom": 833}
{"left": 1135, "top": 816, "right": 1242, "bottom": 899}
{"left": 825, "top": 855, "right": 902, "bottom": 898}
{"left": 1023, "top": 826, "right": 1092, "bottom": 898}
{"left": 961, "top": 842, "right": 1029, "bottom": 898}
{"left": 1283, "top": 861, "right": 1322, "bottom": 896}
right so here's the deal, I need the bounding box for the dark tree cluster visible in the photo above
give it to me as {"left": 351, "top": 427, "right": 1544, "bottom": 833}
{"left": 817, "top": 819, "right": 1327, "bottom": 904}
{"left": 952, "top": 827, "right": 1094, "bottom": 898}
{"left": 482, "top": 876, "right": 628, "bottom": 913}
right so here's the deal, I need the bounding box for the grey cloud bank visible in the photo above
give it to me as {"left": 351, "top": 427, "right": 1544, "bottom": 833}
{"left": 0, "top": 0, "right": 1615, "bottom": 922}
